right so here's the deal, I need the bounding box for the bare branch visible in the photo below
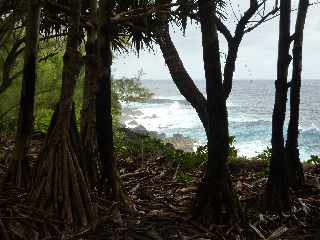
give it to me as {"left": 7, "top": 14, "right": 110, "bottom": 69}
{"left": 245, "top": 6, "right": 279, "bottom": 33}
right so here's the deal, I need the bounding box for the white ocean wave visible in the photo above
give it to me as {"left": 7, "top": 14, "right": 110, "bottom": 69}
{"left": 123, "top": 100, "right": 201, "bottom": 132}
{"left": 154, "top": 95, "right": 185, "bottom": 101}
{"left": 300, "top": 123, "right": 320, "bottom": 133}
{"left": 229, "top": 114, "right": 270, "bottom": 124}
{"left": 236, "top": 141, "right": 270, "bottom": 158}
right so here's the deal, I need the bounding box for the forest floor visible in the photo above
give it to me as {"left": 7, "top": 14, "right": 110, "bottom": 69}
{"left": 0, "top": 133, "right": 320, "bottom": 240}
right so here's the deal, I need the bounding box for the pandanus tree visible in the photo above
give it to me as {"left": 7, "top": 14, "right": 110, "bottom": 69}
{"left": 80, "top": 0, "right": 168, "bottom": 206}
{"left": 285, "top": 0, "right": 309, "bottom": 189}
{"left": 30, "top": 0, "right": 96, "bottom": 226}
{"left": 156, "top": 0, "right": 278, "bottom": 224}
{"left": 266, "top": 0, "right": 292, "bottom": 212}
{"left": 80, "top": 0, "right": 129, "bottom": 205}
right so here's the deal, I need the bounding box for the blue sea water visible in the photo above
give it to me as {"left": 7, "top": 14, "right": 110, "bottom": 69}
{"left": 122, "top": 79, "right": 320, "bottom": 160}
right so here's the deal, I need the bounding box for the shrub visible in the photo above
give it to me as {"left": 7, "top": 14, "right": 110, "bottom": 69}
{"left": 306, "top": 155, "right": 320, "bottom": 165}
{"left": 251, "top": 147, "right": 272, "bottom": 176}
{"left": 255, "top": 147, "right": 272, "bottom": 162}
{"left": 176, "top": 173, "right": 193, "bottom": 183}
{"left": 34, "top": 109, "right": 54, "bottom": 134}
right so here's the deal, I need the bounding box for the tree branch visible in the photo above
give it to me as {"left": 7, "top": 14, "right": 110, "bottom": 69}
{"left": 245, "top": 6, "right": 279, "bottom": 33}
{"left": 215, "top": 17, "right": 233, "bottom": 44}
{"left": 223, "top": 0, "right": 263, "bottom": 98}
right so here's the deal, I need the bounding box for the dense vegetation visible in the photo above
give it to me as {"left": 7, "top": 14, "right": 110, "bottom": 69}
{"left": 0, "top": 0, "right": 319, "bottom": 239}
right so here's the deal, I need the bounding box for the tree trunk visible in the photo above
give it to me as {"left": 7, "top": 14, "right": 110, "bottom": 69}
{"left": 80, "top": 0, "right": 100, "bottom": 189}
{"left": 156, "top": 1, "right": 259, "bottom": 135}
{"left": 95, "top": 0, "right": 131, "bottom": 207}
{"left": 30, "top": 0, "right": 96, "bottom": 227}
{"left": 285, "top": 0, "right": 309, "bottom": 189}
{"left": 266, "top": 0, "right": 291, "bottom": 212}
{"left": 192, "top": 0, "right": 241, "bottom": 225}
{"left": 156, "top": 26, "right": 209, "bottom": 134}
{"left": 4, "top": 0, "right": 40, "bottom": 188}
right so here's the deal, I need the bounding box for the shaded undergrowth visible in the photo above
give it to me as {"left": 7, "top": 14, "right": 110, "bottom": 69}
{"left": 0, "top": 131, "right": 320, "bottom": 239}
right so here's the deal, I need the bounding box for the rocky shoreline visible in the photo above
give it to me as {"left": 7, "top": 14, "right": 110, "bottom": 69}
{"left": 121, "top": 108, "right": 198, "bottom": 152}
{"left": 123, "top": 123, "right": 197, "bottom": 152}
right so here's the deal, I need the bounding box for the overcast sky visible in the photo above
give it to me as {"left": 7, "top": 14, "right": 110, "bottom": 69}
{"left": 113, "top": 1, "right": 320, "bottom": 81}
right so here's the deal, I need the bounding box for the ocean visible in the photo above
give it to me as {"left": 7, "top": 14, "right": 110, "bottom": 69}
{"left": 122, "top": 79, "right": 320, "bottom": 160}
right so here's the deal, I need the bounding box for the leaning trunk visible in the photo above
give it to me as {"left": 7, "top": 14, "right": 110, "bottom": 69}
{"left": 4, "top": 0, "right": 40, "bottom": 188}
{"left": 30, "top": 0, "right": 96, "bottom": 227}
{"left": 266, "top": 0, "right": 291, "bottom": 212}
{"left": 192, "top": 0, "right": 241, "bottom": 225}
{"left": 155, "top": 0, "right": 208, "bottom": 135}
{"left": 156, "top": 25, "right": 208, "bottom": 134}
{"left": 285, "top": 0, "right": 309, "bottom": 189}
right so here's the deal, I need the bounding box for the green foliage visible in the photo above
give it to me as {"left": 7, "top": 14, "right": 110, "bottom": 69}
{"left": 114, "top": 131, "right": 240, "bottom": 172}
{"left": 114, "top": 129, "right": 207, "bottom": 179}
{"left": 114, "top": 129, "right": 242, "bottom": 174}
{"left": 170, "top": 136, "right": 238, "bottom": 171}
{"left": 251, "top": 147, "right": 272, "bottom": 176}
{"left": 0, "top": 36, "right": 152, "bottom": 135}
{"left": 114, "top": 130, "right": 166, "bottom": 160}
{"left": 0, "top": 40, "right": 63, "bottom": 134}
{"left": 0, "top": 75, "right": 21, "bottom": 132}
{"left": 255, "top": 147, "right": 272, "bottom": 162}
{"left": 176, "top": 173, "right": 193, "bottom": 183}
{"left": 306, "top": 155, "right": 320, "bottom": 165}
{"left": 112, "top": 71, "right": 153, "bottom": 103}
{"left": 34, "top": 109, "right": 54, "bottom": 134}
{"left": 167, "top": 146, "right": 207, "bottom": 171}
{"left": 228, "top": 136, "right": 238, "bottom": 160}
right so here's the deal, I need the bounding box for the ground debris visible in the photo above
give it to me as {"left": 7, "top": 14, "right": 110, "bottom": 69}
{"left": 0, "top": 135, "right": 320, "bottom": 239}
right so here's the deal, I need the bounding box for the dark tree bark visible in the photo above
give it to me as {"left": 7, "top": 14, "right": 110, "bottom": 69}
{"left": 30, "top": 0, "right": 96, "bottom": 226}
{"left": 266, "top": 0, "right": 291, "bottom": 212}
{"left": 3, "top": 0, "right": 40, "bottom": 188}
{"left": 192, "top": 0, "right": 241, "bottom": 225}
{"left": 156, "top": 25, "right": 209, "bottom": 134}
{"left": 156, "top": 0, "right": 261, "bottom": 134}
{"left": 80, "top": 0, "right": 100, "bottom": 189}
{"left": 285, "top": 0, "right": 309, "bottom": 189}
{"left": 95, "top": 0, "right": 130, "bottom": 207}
